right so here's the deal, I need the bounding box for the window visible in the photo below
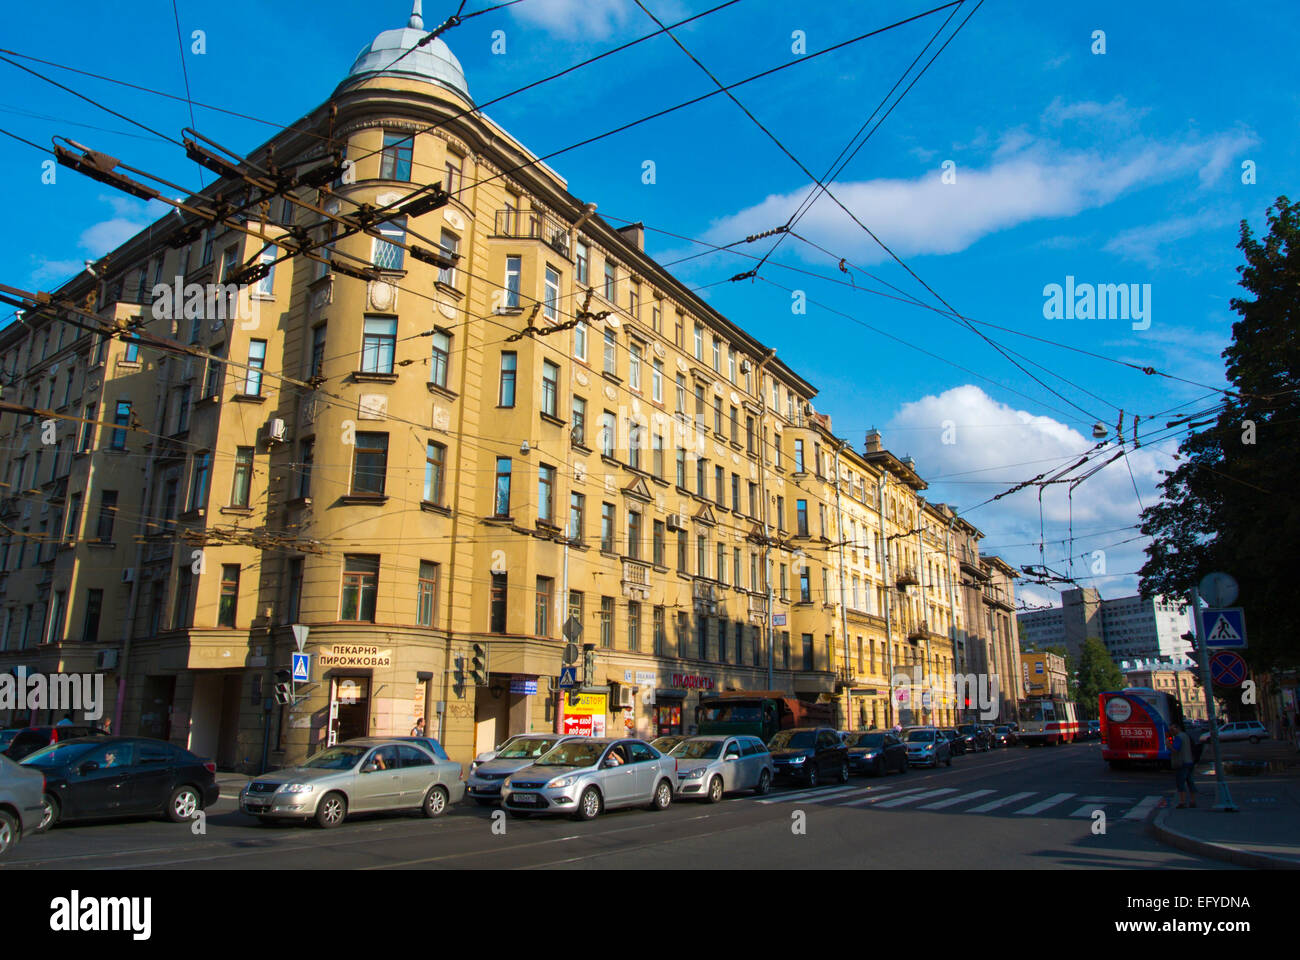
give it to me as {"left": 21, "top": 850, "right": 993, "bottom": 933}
{"left": 694, "top": 323, "right": 703, "bottom": 360}
{"left": 380, "top": 131, "right": 413, "bottom": 181}
{"left": 351, "top": 433, "right": 388, "bottom": 496}
{"left": 654, "top": 606, "right": 665, "bottom": 654}
{"left": 490, "top": 573, "right": 508, "bottom": 632}
{"left": 62, "top": 367, "right": 75, "bottom": 409}
{"left": 599, "top": 596, "right": 614, "bottom": 647}
{"left": 438, "top": 230, "right": 459, "bottom": 286}
{"left": 538, "top": 464, "right": 556, "bottom": 524}
{"left": 232, "top": 447, "right": 254, "bottom": 506}
{"left": 626, "top": 510, "right": 641, "bottom": 560}
{"left": 653, "top": 519, "right": 665, "bottom": 566}
{"left": 652, "top": 359, "right": 663, "bottom": 403}
{"left": 696, "top": 457, "right": 707, "bottom": 495}
{"left": 676, "top": 447, "right": 686, "bottom": 488}
{"left": 174, "top": 566, "right": 194, "bottom": 630}
{"left": 82, "top": 589, "right": 103, "bottom": 644}
{"left": 731, "top": 473, "right": 740, "bottom": 512}
{"left": 697, "top": 535, "right": 708, "bottom": 578}
{"left": 544, "top": 266, "right": 560, "bottom": 321}
{"left": 776, "top": 495, "right": 785, "bottom": 530}
{"left": 499, "top": 352, "right": 517, "bottom": 406}
{"left": 287, "top": 558, "right": 304, "bottom": 625}
{"left": 255, "top": 245, "right": 277, "bottom": 296}
{"left": 110, "top": 401, "right": 131, "bottom": 449}
{"left": 424, "top": 441, "right": 446, "bottom": 504}
{"left": 628, "top": 283, "right": 640, "bottom": 321}
{"left": 218, "top": 565, "right": 240, "bottom": 628}
{"left": 677, "top": 529, "right": 688, "bottom": 572}
{"left": 494, "top": 458, "right": 512, "bottom": 516}
{"left": 373, "top": 216, "right": 406, "bottom": 270}
{"left": 362, "top": 318, "right": 397, "bottom": 373}
{"left": 568, "top": 492, "right": 585, "bottom": 540}
{"left": 203, "top": 349, "right": 224, "bottom": 398}
{"left": 574, "top": 320, "right": 587, "bottom": 361}
{"left": 601, "top": 502, "right": 616, "bottom": 553}
{"left": 712, "top": 338, "right": 721, "bottom": 371}
{"left": 430, "top": 330, "right": 450, "bottom": 388}
{"left": 568, "top": 590, "right": 584, "bottom": 626}
{"left": 175, "top": 385, "right": 192, "bottom": 433}
{"left": 697, "top": 616, "right": 708, "bottom": 659}
{"left": 243, "top": 339, "right": 267, "bottom": 394}
{"left": 797, "top": 500, "right": 808, "bottom": 536}
{"left": 79, "top": 403, "right": 96, "bottom": 451}
{"left": 341, "top": 556, "right": 379, "bottom": 622}
{"left": 62, "top": 493, "right": 81, "bottom": 541}
{"left": 628, "top": 602, "right": 641, "bottom": 652}
{"left": 541, "top": 360, "right": 559, "bottom": 416}
{"left": 572, "top": 396, "right": 586, "bottom": 445}
{"left": 717, "top": 543, "right": 727, "bottom": 584}
{"left": 729, "top": 406, "right": 738, "bottom": 443}
{"left": 794, "top": 440, "right": 805, "bottom": 473}
{"left": 676, "top": 374, "right": 686, "bottom": 414}
{"left": 653, "top": 432, "right": 664, "bottom": 478}
{"left": 599, "top": 411, "right": 615, "bottom": 458}
{"left": 536, "top": 577, "right": 553, "bottom": 636}
{"left": 713, "top": 397, "right": 723, "bottom": 434}
{"left": 728, "top": 347, "right": 736, "bottom": 383}
{"left": 603, "top": 260, "right": 616, "bottom": 300}
{"left": 576, "top": 240, "right": 589, "bottom": 284}
{"left": 603, "top": 328, "right": 617, "bottom": 375}
{"left": 189, "top": 451, "right": 211, "bottom": 510}
{"left": 445, "top": 151, "right": 464, "bottom": 194}
{"left": 652, "top": 304, "right": 661, "bottom": 334}
{"left": 800, "top": 569, "right": 811, "bottom": 603}
{"left": 803, "top": 634, "right": 815, "bottom": 671}
{"left": 629, "top": 342, "right": 642, "bottom": 391}
{"left": 504, "top": 256, "right": 521, "bottom": 308}
{"left": 95, "top": 491, "right": 117, "bottom": 542}
{"left": 124, "top": 335, "right": 141, "bottom": 363}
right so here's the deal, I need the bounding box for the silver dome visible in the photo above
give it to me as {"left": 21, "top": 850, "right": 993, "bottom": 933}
{"left": 338, "top": 1, "right": 471, "bottom": 102}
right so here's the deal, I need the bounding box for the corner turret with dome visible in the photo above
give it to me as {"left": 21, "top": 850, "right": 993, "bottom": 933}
{"left": 338, "top": 0, "right": 472, "bottom": 102}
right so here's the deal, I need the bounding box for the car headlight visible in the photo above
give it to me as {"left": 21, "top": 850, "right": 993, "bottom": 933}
{"left": 787, "top": 755, "right": 806, "bottom": 764}
{"left": 862, "top": 751, "right": 879, "bottom": 760}
{"left": 281, "top": 783, "right": 314, "bottom": 794}
{"left": 680, "top": 768, "right": 706, "bottom": 779}
{"left": 547, "top": 775, "right": 577, "bottom": 788}
{"left": 923, "top": 744, "right": 934, "bottom": 751}
{"left": 469, "top": 761, "right": 480, "bottom": 774}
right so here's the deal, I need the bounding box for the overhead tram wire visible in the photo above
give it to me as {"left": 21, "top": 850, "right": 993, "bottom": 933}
{"left": 170, "top": 0, "right": 203, "bottom": 186}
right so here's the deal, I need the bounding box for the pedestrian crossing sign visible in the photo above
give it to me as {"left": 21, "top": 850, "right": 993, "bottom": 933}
{"left": 292, "top": 652, "right": 311, "bottom": 682}
{"left": 1201, "top": 607, "right": 1246, "bottom": 649}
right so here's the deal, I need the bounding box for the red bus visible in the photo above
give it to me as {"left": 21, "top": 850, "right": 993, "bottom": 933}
{"left": 1099, "top": 687, "right": 1184, "bottom": 768}
{"left": 1016, "top": 696, "right": 1080, "bottom": 745}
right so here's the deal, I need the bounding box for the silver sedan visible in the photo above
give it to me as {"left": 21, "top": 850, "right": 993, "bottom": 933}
{"left": 501, "top": 738, "right": 677, "bottom": 820}
{"left": 0, "top": 754, "right": 45, "bottom": 858}
{"left": 670, "top": 735, "right": 775, "bottom": 802}
{"left": 240, "top": 738, "right": 465, "bottom": 828}
{"left": 466, "top": 733, "right": 583, "bottom": 805}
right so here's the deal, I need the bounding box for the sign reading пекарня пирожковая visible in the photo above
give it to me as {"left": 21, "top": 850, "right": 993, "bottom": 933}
{"left": 316, "top": 645, "right": 392, "bottom": 668}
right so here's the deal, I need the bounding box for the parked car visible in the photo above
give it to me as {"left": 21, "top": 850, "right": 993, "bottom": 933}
{"left": 3, "top": 725, "right": 108, "bottom": 762}
{"left": 0, "top": 730, "right": 22, "bottom": 752}
{"left": 650, "top": 735, "right": 691, "bottom": 755}
{"left": 904, "top": 727, "right": 952, "bottom": 767}
{"left": 466, "top": 734, "right": 581, "bottom": 806}
{"left": 939, "top": 729, "right": 967, "bottom": 755}
{"left": 21, "top": 737, "right": 218, "bottom": 830}
{"left": 670, "top": 735, "right": 774, "bottom": 801}
{"left": 844, "top": 730, "right": 908, "bottom": 776}
{"left": 469, "top": 735, "right": 528, "bottom": 773}
{"left": 241, "top": 738, "right": 463, "bottom": 828}
{"left": 1085, "top": 720, "right": 1102, "bottom": 741}
{"left": 768, "top": 727, "right": 849, "bottom": 787}
{"left": 1199, "top": 720, "right": 1268, "bottom": 744}
{"left": 0, "top": 753, "right": 45, "bottom": 859}
{"left": 991, "top": 725, "right": 1017, "bottom": 747}
{"left": 958, "top": 724, "right": 992, "bottom": 752}
{"left": 501, "top": 738, "right": 676, "bottom": 820}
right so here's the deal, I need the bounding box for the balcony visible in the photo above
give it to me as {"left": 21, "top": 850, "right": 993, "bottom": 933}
{"left": 494, "top": 209, "right": 572, "bottom": 257}
{"left": 622, "top": 559, "right": 651, "bottom": 600}
{"left": 748, "top": 593, "right": 770, "bottom": 625}
{"left": 895, "top": 566, "right": 919, "bottom": 588}
{"left": 693, "top": 578, "right": 720, "bottom": 614}
{"left": 908, "top": 620, "right": 930, "bottom": 641}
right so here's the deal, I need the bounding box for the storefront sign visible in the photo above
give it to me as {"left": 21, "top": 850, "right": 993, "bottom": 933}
{"left": 671, "top": 673, "right": 714, "bottom": 690}
{"left": 561, "top": 692, "right": 607, "bottom": 736}
{"left": 317, "top": 645, "right": 392, "bottom": 668}
{"left": 511, "top": 675, "right": 538, "bottom": 695}
{"left": 624, "top": 670, "right": 658, "bottom": 685}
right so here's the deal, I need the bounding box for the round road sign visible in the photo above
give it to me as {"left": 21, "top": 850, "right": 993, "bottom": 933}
{"left": 1209, "top": 650, "right": 1247, "bottom": 687}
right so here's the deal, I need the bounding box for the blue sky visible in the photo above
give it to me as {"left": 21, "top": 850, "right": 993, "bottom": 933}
{"left": 2, "top": 0, "right": 1294, "bottom": 608}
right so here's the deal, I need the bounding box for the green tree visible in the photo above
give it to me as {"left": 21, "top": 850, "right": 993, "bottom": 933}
{"left": 1139, "top": 196, "right": 1300, "bottom": 675}
{"left": 1076, "top": 637, "right": 1124, "bottom": 718}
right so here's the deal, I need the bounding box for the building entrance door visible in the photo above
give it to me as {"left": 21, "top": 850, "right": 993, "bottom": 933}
{"left": 331, "top": 676, "right": 370, "bottom": 745}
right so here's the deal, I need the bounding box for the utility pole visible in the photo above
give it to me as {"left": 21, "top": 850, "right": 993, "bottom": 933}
{"left": 1189, "top": 584, "right": 1238, "bottom": 812}
{"left": 878, "top": 472, "right": 894, "bottom": 728}
{"left": 832, "top": 440, "right": 851, "bottom": 728}
{"left": 754, "top": 349, "right": 777, "bottom": 691}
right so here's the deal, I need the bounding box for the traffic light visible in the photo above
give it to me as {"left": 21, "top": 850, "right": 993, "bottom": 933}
{"left": 273, "top": 683, "right": 293, "bottom": 705}
{"left": 452, "top": 655, "right": 466, "bottom": 693}
{"left": 470, "top": 642, "right": 488, "bottom": 686}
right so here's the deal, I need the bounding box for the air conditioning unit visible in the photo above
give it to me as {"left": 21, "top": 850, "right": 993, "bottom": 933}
{"left": 619, "top": 686, "right": 635, "bottom": 708}
{"left": 96, "top": 649, "right": 119, "bottom": 670}
{"left": 121, "top": 568, "right": 135, "bottom": 583}
{"left": 266, "top": 418, "right": 287, "bottom": 443}
{"left": 666, "top": 513, "right": 685, "bottom": 531}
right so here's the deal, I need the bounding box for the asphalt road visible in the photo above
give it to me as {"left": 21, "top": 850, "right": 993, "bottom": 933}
{"left": 4, "top": 741, "right": 1229, "bottom": 869}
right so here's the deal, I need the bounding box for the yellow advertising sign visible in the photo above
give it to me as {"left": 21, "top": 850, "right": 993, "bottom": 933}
{"left": 565, "top": 693, "right": 607, "bottom": 715}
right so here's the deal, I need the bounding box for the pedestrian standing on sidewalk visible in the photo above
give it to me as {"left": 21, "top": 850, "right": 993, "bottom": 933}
{"left": 1170, "top": 722, "right": 1197, "bottom": 808}
{"left": 410, "top": 717, "right": 425, "bottom": 737}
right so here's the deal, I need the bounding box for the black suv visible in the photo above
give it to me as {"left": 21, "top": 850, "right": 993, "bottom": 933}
{"left": 957, "top": 724, "right": 992, "bottom": 752}
{"left": 768, "top": 727, "right": 849, "bottom": 787}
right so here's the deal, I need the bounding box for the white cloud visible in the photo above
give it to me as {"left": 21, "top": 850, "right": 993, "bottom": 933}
{"left": 702, "top": 114, "right": 1257, "bottom": 264}
{"left": 1042, "top": 95, "right": 1148, "bottom": 129}
{"left": 884, "top": 385, "right": 1162, "bottom": 598}
{"left": 27, "top": 258, "right": 84, "bottom": 286}
{"left": 26, "top": 195, "right": 169, "bottom": 288}
{"left": 1102, "top": 209, "right": 1233, "bottom": 268}
{"left": 509, "top": 0, "right": 647, "bottom": 39}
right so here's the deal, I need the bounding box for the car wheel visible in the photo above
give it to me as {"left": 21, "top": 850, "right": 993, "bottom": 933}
{"left": 574, "top": 787, "right": 602, "bottom": 821}
{"left": 756, "top": 768, "right": 772, "bottom": 795}
{"left": 314, "top": 792, "right": 347, "bottom": 828}
{"left": 474, "top": 797, "right": 497, "bottom": 808}
{"left": 707, "top": 776, "right": 724, "bottom": 804}
{"left": 38, "top": 793, "right": 59, "bottom": 832}
{"left": 651, "top": 779, "right": 674, "bottom": 811}
{"left": 838, "top": 760, "right": 850, "bottom": 784}
{"left": 806, "top": 765, "right": 819, "bottom": 788}
{"left": 166, "top": 785, "right": 202, "bottom": 823}
{"left": 422, "top": 784, "right": 449, "bottom": 818}
{"left": 0, "top": 810, "right": 18, "bottom": 858}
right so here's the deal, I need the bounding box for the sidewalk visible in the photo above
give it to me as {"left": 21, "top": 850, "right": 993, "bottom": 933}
{"left": 215, "top": 771, "right": 252, "bottom": 798}
{"left": 1148, "top": 740, "right": 1300, "bottom": 869}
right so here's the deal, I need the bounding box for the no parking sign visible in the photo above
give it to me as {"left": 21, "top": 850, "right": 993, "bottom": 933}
{"left": 1209, "top": 651, "right": 1247, "bottom": 687}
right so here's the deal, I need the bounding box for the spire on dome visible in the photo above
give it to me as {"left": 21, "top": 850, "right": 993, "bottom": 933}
{"left": 408, "top": 0, "right": 424, "bottom": 29}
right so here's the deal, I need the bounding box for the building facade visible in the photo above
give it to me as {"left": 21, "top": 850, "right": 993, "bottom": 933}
{"left": 1020, "top": 651, "right": 1069, "bottom": 698}
{"left": 0, "top": 8, "right": 1012, "bottom": 767}
{"left": 1122, "top": 668, "right": 1215, "bottom": 722}
{"left": 1017, "top": 587, "right": 1193, "bottom": 664}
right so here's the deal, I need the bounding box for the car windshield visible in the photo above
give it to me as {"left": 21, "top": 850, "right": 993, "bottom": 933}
{"left": 496, "top": 738, "right": 561, "bottom": 759}
{"left": 959, "top": 726, "right": 979, "bottom": 734}
{"left": 994, "top": 727, "right": 1009, "bottom": 733}
{"left": 769, "top": 730, "right": 815, "bottom": 749}
{"left": 20, "top": 740, "right": 98, "bottom": 766}
{"left": 0, "top": 730, "right": 18, "bottom": 747}
{"left": 670, "top": 740, "right": 724, "bottom": 760}
{"left": 535, "top": 741, "right": 605, "bottom": 767}
{"left": 906, "top": 730, "right": 935, "bottom": 743}
{"left": 847, "top": 733, "right": 884, "bottom": 747}
{"left": 300, "top": 746, "right": 368, "bottom": 770}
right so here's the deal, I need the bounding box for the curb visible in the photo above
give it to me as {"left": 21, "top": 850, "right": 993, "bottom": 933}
{"left": 1147, "top": 807, "right": 1300, "bottom": 870}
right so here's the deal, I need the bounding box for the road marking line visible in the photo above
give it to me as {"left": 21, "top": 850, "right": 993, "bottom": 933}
{"left": 918, "top": 789, "right": 996, "bottom": 810}
{"left": 836, "top": 787, "right": 926, "bottom": 807}
{"left": 1014, "top": 792, "right": 1075, "bottom": 815}
{"left": 872, "top": 788, "right": 958, "bottom": 808}
{"left": 966, "top": 791, "right": 1035, "bottom": 813}
{"left": 755, "top": 784, "right": 865, "bottom": 804}
{"left": 1069, "top": 804, "right": 1103, "bottom": 817}
{"left": 1122, "top": 795, "right": 1163, "bottom": 820}
{"left": 1076, "top": 795, "right": 1133, "bottom": 803}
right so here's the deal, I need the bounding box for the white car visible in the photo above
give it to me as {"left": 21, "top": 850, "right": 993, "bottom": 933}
{"left": 1199, "top": 720, "right": 1267, "bottom": 744}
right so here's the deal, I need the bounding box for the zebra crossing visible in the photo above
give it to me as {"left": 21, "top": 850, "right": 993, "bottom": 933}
{"left": 754, "top": 783, "right": 1163, "bottom": 820}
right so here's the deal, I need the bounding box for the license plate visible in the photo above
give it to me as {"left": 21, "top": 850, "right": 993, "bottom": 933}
{"left": 513, "top": 794, "right": 539, "bottom": 804}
